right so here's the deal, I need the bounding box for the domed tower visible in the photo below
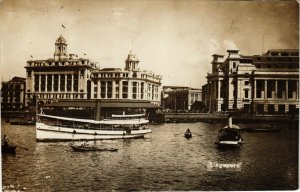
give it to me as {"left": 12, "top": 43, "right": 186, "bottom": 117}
{"left": 125, "top": 51, "right": 139, "bottom": 71}
{"left": 54, "top": 34, "right": 68, "bottom": 61}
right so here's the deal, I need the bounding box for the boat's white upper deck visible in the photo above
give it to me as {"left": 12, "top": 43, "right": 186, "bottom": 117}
{"left": 38, "top": 114, "right": 149, "bottom": 125}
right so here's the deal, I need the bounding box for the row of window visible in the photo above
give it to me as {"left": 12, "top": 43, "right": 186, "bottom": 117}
{"left": 33, "top": 74, "right": 82, "bottom": 92}
{"left": 92, "top": 81, "right": 159, "bottom": 100}
{"left": 256, "top": 64, "right": 298, "bottom": 69}
{"left": 256, "top": 80, "right": 298, "bottom": 99}
{"left": 28, "top": 60, "right": 90, "bottom": 67}
{"left": 37, "top": 94, "right": 84, "bottom": 99}
{"left": 93, "top": 72, "right": 161, "bottom": 82}
{"left": 256, "top": 104, "right": 297, "bottom": 114}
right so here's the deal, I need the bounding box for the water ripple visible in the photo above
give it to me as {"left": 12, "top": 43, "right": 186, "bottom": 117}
{"left": 2, "top": 121, "right": 298, "bottom": 191}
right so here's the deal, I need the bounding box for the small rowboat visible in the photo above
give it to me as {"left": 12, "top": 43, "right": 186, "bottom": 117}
{"left": 184, "top": 132, "right": 192, "bottom": 139}
{"left": 2, "top": 144, "right": 17, "bottom": 155}
{"left": 69, "top": 143, "right": 118, "bottom": 152}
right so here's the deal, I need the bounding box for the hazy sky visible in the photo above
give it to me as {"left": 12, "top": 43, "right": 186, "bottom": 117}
{"left": 0, "top": 0, "right": 298, "bottom": 88}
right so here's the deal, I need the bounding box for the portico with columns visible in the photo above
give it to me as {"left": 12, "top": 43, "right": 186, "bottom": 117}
{"left": 25, "top": 35, "right": 97, "bottom": 105}
{"left": 203, "top": 49, "right": 299, "bottom": 114}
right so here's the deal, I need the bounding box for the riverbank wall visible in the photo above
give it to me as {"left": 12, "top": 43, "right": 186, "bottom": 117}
{"left": 1, "top": 111, "right": 298, "bottom": 126}
{"left": 162, "top": 113, "right": 298, "bottom": 124}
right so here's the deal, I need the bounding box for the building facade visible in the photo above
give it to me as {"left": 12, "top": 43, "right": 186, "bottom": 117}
{"left": 90, "top": 51, "right": 162, "bottom": 105}
{"left": 162, "top": 86, "right": 202, "bottom": 111}
{"left": 203, "top": 49, "right": 299, "bottom": 114}
{"left": 25, "top": 35, "right": 98, "bottom": 105}
{"left": 24, "top": 35, "right": 162, "bottom": 107}
{"left": 1, "top": 77, "right": 26, "bottom": 110}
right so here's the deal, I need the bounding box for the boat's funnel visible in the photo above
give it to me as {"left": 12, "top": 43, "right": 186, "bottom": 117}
{"left": 228, "top": 115, "right": 232, "bottom": 128}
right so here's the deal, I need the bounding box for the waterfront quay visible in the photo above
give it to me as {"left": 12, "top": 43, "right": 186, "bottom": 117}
{"left": 2, "top": 110, "right": 299, "bottom": 125}
{"left": 163, "top": 112, "right": 299, "bottom": 124}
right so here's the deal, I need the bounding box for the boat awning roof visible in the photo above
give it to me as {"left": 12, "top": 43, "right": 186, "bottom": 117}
{"left": 39, "top": 114, "right": 149, "bottom": 124}
{"left": 44, "top": 100, "right": 160, "bottom": 109}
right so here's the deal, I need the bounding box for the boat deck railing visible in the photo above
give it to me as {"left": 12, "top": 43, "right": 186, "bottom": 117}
{"left": 45, "top": 123, "right": 148, "bottom": 131}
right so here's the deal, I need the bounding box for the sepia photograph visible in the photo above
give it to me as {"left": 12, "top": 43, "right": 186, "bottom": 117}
{"left": 0, "top": 0, "right": 299, "bottom": 191}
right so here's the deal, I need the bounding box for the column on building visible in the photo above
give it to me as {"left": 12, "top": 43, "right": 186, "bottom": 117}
{"left": 253, "top": 79, "right": 256, "bottom": 99}
{"left": 91, "top": 81, "right": 94, "bottom": 99}
{"left": 77, "top": 72, "right": 80, "bottom": 94}
{"left": 128, "top": 80, "right": 132, "bottom": 99}
{"left": 137, "top": 81, "right": 141, "bottom": 100}
{"left": 97, "top": 80, "right": 100, "bottom": 99}
{"left": 285, "top": 80, "right": 288, "bottom": 99}
{"left": 31, "top": 71, "right": 35, "bottom": 91}
{"left": 105, "top": 81, "right": 108, "bottom": 98}
{"left": 297, "top": 80, "right": 299, "bottom": 99}
{"left": 217, "top": 80, "right": 220, "bottom": 99}
{"left": 275, "top": 80, "right": 278, "bottom": 99}
{"left": 51, "top": 74, "right": 54, "bottom": 99}
{"left": 58, "top": 74, "right": 61, "bottom": 92}
{"left": 71, "top": 74, "right": 74, "bottom": 99}
{"left": 37, "top": 74, "right": 41, "bottom": 92}
{"left": 274, "top": 80, "right": 278, "bottom": 112}
{"left": 64, "top": 74, "right": 67, "bottom": 98}
{"left": 264, "top": 80, "right": 267, "bottom": 99}
{"left": 84, "top": 69, "right": 87, "bottom": 95}
{"left": 112, "top": 80, "right": 116, "bottom": 99}
{"left": 45, "top": 74, "right": 48, "bottom": 92}
{"left": 119, "top": 80, "right": 123, "bottom": 99}
{"left": 262, "top": 80, "right": 267, "bottom": 112}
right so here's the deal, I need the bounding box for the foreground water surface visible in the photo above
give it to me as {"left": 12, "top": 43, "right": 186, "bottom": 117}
{"left": 1, "top": 121, "right": 298, "bottom": 191}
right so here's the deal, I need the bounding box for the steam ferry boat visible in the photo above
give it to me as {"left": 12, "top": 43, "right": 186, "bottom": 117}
{"left": 36, "top": 109, "right": 151, "bottom": 142}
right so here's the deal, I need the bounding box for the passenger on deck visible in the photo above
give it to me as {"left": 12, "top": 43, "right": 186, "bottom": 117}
{"left": 2, "top": 135, "right": 9, "bottom": 146}
{"left": 81, "top": 141, "right": 87, "bottom": 146}
{"left": 185, "top": 128, "right": 191, "bottom": 134}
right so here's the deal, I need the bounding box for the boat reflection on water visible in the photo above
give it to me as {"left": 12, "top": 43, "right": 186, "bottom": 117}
{"left": 68, "top": 142, "right": 118, "bottom": 152}
{"left": 1, "top": 144, "right": 17, "bottom": 155}
{"left": 242, "top": 123, "right": 282, "bottom": 132}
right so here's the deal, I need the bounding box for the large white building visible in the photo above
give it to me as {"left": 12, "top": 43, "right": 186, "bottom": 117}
{"left": 90, "top": 51, "right": 162, "bottom": 105}
{"left": 25, "top": 35, "right": 162, "bottom": 106}
{"left": 25, "top": 35, "right": 98, "bottom": 104}
{"left": 203, "top": 49, "right": 299, "bottom": 114}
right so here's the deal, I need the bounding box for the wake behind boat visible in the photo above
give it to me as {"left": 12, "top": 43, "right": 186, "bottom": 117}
{"left": 36, "top": 109, "right": 152, "bottom": 142}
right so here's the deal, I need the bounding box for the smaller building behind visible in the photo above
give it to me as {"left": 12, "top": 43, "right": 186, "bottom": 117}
{"left": 1, "top": 77, "right": 26, "bottom": 111}
{"left": 162, "top": 86, "right": 202, "bottom": 111}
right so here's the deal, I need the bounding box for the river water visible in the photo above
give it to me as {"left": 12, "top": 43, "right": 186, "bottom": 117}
{"left": 1, "top": 121, "right": 298, "bottom": 191}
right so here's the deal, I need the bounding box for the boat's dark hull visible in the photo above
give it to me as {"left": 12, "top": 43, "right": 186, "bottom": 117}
{"left": 184, "top": 133, "right": 192, "bottom": 139}
{"left": 215, "top": 141, "right": 241, "bottom": 149}
{"left": 69, "top": 144, "right": 118, "bottom": 152}
{"left": 2, "top": 145, "right": 16, "bottom": 155}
